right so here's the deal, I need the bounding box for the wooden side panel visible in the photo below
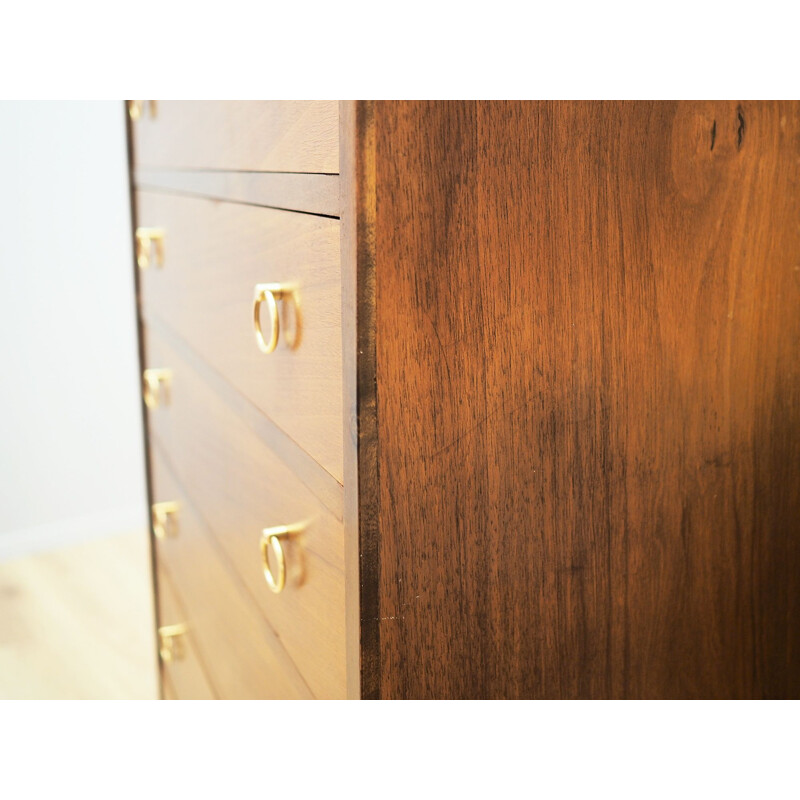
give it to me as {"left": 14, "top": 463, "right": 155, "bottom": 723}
{"left": 131, "top": 101, "right": 339, "bottom": 173}
{"left": 371, "top": 101, "right": 800, "bottom": 698}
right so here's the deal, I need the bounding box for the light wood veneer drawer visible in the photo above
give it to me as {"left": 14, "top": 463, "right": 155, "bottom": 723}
{"left": 144, "top": 326, "right": 347, "bottom": 699}
{"left": 130, "top": 101, "right": 338, "bottom": 173}
{"left": 152, "top": 447, "right": 314, "bottom": 699}
{"left": 137, "top": 190, "right": 343, "bottom": 483}
{"left": 156, "top": 564, "right": 215, "bottom": 700}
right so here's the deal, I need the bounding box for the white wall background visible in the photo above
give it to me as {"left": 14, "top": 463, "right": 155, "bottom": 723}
{"left": 0, "top": 101, "right": 147, "bottom": 558}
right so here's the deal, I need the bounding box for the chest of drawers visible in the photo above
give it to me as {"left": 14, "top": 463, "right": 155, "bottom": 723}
{"left": 130, "top": 101, "right": 800, "bottom": 699}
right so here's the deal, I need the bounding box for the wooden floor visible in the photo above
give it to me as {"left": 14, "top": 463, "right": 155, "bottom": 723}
{"left": 0, "top": 532, "right": 159, "bottom": 699}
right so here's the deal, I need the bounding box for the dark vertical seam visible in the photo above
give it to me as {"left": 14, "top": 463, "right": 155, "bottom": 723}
{"left": 125, "top": 103, "right": 164, "bottom": 699}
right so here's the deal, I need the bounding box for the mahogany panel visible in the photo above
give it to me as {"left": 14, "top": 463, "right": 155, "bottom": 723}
{"left": 370, "top": 101, "right": 800, "bottom": 699}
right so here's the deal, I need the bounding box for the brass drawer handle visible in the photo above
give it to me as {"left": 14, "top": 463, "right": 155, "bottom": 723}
{"left": 152, "top": 501, "right": 180, "bottom": 540}
{"left": 158, "top": 623, "right": 187, "bottom": 662}
{"left": 128, "top": 100, "right": 157, "bottom": 120}
{"left": 143, "top": 368, "right": 172, "bottom": 409}
{"left": 135, "top": 227, "right": 165, "bottom": 270}
{"left": 253, "top": 283, "right": 302, "bottom": 354}
{"left": 260, "top": 523, "right": 305, "bottom": 593}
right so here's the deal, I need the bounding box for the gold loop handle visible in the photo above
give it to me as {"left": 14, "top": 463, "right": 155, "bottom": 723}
{"left": 152, "top": 501, "right": 180, "bottom": 540}
{"left": 281, "top": 288, "right": 302, "bottom": 350}
{"left": 128, "top": 100, "right": 158, "bottom": 120}
{"left": 253, "top": 285, "right": 280, "bottom": 354}
{"left": 135, "top": 227, "right": 165, "bottom": 270}
{"left": 260, "top": 533, "right": 286, "bottom": 593}
{"left": 143, "top": 368, "right": 172, "bottom": 409}
{"left": 253, "top": 284, "right": 301, "bottom": 354}
{"left": 259, "top": 523, "right": 305, "bottom": 594}
{"left": 158, "top": 623, "right": 187, "bottom": 662}
{"left": 142, "top": 371, "right": 160, "bottom": 409}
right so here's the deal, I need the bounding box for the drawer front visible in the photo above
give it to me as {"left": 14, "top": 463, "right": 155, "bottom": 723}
{"left": 152, "top": 447, "right": 313, "bottom": 699}
{"left": 130, "top": 101, "right": 339, "bottom": 173}
{"left": 137, "top": 190, "right": 343, "bottom": 483}
{"left": 156, "top": 564, "right": 215, "bottom": 700}
{"left": 144, "top": 326, "right": 347, "bottom": 699}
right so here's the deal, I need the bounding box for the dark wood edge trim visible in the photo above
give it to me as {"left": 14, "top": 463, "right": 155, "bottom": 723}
{"left": 126, "top": 102, "right": 164, "bottom": 700}
{"left": 341, "top": 101, "right": 380, "bottom": 699}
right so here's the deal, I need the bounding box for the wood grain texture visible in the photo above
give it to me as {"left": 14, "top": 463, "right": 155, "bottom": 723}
{"left": 156, "top": 562, "right": 216, "bottom": 700}
{"left": 151, "top": 446, "right": 314, "bottom": 699}
{"left": 135, "top": 168, "right": 339, "bottom": 217}
{"left": 131, "top": 101, "right": 339, "bottom": 173}
{"left": 370, "top": 101, "right": 800, "bottom": 699}
{"left": 148, "top": 316, "right": 343, "bottom": 521}
{"left": 144, "top": 327, "right": 347, "bottom": 699}
{"left": 137, "top": 190, "right": 343, "bottom": 483}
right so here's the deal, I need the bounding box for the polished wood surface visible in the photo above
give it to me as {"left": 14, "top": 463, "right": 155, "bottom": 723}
{"left": 151, "top": 446, "right": 314, "bottom": 699}
{"left": 144, "top": 327, "right": 347, "bottom": 699}
{"left": 156, "top": 562, "right": 216, "bottom": 700}
{"left": 365, "top": 101, "right": 800, "bottom": 699}
{"left": 137, "top": 190, "right": 344, "bottom": 483}
{"left": 131, "top": 101, "right": 339, "bottom": 173}
{"left": 134, "top": 168, "right": 339, "bottom": 217}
